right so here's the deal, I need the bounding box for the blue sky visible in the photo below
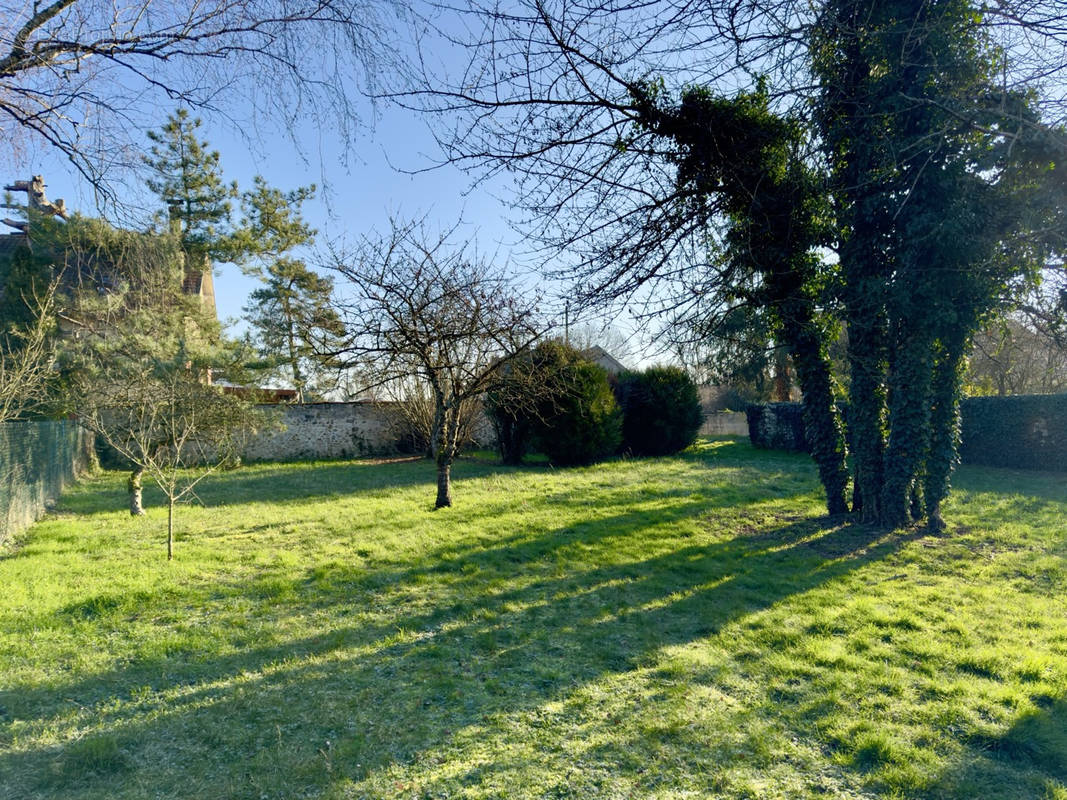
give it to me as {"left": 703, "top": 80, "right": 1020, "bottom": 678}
{"left": 19, "top": 103, "right": 652, "bottom": 364}
{"left": 1, "top": 4, "right": 661, "bottom": 369}
{"left": 20, "top": 98, "right": 524, "bottom": 329}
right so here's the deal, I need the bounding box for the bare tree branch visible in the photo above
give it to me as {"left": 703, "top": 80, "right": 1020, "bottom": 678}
{"left": 0, "top": 0, "right": 408, "bottom": 202}
{"left": 0, "top": 277, "right": 59, "bottom": 423}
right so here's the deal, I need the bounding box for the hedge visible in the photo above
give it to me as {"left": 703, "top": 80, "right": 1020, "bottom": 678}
{"left": 747, "top": 394, "right": 1067, "bottom": 471}
{"left": 958, "top": 394, "right": 1067, "bottom": 471}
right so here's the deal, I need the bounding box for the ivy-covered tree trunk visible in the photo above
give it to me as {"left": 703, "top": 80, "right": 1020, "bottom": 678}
{"left": 844, "top": 276, "right": 889, "bottom": 523}
{"left": 776, "top": 300, "right": 849, "bottom": 515}
{"left": 923, "top": 331, "right": 968, "bottom": 531}
{"left": 880, "top": 327, "right": 935, "bottom": 528}
{"left": 813, "top": 0, "right": 895, "bottom": 525}
{"left": 128, "top": 466, "right": 147, "bottom": 516}
{"left": 631, "top": 80, "right": 851, "bottom": 515}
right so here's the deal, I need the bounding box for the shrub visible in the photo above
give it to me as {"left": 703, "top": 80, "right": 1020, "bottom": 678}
{"left": 533, "top": 354, "right": 622, "bottom": 466}
{"left": 615, "top": 366, "right": 703, "bottom": 456}
{"left": 488, "top": 341, "right": 622, "bottom": 466}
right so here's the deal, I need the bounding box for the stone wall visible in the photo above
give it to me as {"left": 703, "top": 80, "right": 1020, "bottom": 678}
{"left": 0, "top": 420, "right": 95, "bottom": 543}
{"left": 241, "top": 402, "right": 747, "bottom": 464}
{"left": 241, "top": 402, "right": 400, "bottom": 462}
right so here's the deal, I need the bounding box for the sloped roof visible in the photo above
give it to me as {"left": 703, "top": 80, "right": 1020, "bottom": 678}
{"left": 580, "top": 345, "right": 628, "bottom": 374}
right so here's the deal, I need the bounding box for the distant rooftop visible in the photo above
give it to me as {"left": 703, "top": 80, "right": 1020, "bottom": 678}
{"left": 580, "top": 345, "right": 627, "bottom": 374}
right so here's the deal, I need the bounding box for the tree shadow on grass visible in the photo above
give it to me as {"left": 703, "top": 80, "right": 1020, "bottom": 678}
{"left": 49, "top": 456, "right": 507, "bottom": 519}
{"left": 920, "top": 696, "right": 1067, "bottom": 799}
{"left": 0, "top": 499, "right": 908, "bottom": 799}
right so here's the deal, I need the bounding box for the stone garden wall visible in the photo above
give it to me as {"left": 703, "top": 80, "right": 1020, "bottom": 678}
{"left": 241, "top": 402, "right": 400, "bottom": 462}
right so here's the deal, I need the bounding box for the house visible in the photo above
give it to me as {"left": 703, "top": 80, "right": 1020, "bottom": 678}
{"left": 580, "top": 345, "right": 627, "bottom": 374}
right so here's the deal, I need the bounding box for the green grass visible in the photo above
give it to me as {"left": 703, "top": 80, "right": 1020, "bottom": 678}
{"left": 1, "top": 438, "right": 1065, "bottom": 799}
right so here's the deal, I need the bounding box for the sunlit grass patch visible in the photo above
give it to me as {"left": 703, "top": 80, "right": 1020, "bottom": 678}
{"left": 1, "top": 438, "right": 1065, "bottom": 798}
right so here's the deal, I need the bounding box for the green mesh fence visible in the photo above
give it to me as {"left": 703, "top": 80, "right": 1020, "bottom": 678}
{"left": 0, "top": 420, "right": 94, "bottom": 543}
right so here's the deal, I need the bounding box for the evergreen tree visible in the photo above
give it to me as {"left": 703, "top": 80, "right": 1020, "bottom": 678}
{"left": 244, "top": 259, "right": 345, "bottom": 401}
{"left": 488, "top": 341, "right": 623, "bottom": 467}
{"left": 144, "top": 109, "right": 237, "bottom": 265}
{"left": 615, "top": 366, "right": 703, "bottom": 457}
{"left": 236, "top": 178, "right": 345, "bottom": 401}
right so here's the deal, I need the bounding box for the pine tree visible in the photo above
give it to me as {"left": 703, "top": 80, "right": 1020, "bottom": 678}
{"left": 244, "top": 258, "right": 345, "bottom": 402}
{"left": 237, "top": 178, "right": 345, "bottom": 402}
{"left": 144, "top": 109, "right": 237, "bottom": 264}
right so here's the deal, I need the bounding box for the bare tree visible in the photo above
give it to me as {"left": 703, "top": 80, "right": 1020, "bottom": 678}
{"left": 968, "top": 313, "right": 1067, "bottom": 396}
{"left": 329, "top": 221, "right": 543, "bottom": 508}
{"left": 0, "top": 0, "right": 406, "bottom": 196}
{"left": 0, "top": 279, "right": 58, "bottom": 423}
{"left": 71, "top": 334, "right": 264, "bottom": 559}
{"left": 380, "top": 376, "right": 488, "bottom": 458}
{"left": 401, "top": 0, "right": 1067, "bottom": 303}
{"left": 64, "top": 293, "right": 267, "bottom": 557}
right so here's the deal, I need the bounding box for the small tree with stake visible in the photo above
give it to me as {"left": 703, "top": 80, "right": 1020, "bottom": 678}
{"left": 56, "top": 217, "right": 266, "bottom": 557}
{"left": 75, "top": 336, "right": 262, "bottom": 559}
{"left": 330, "top": 221, "right": 542, "bottom": 508}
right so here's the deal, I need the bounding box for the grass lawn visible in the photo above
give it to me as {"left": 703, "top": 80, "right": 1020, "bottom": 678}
{"left": 1, "top": 438, "right": 1066, "bottom": 799}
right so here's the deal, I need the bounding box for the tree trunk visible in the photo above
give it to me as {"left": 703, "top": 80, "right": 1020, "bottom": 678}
{"left": 167, "top": 498, "right": 174, "bottom": 560}
{"left": 128, "top": 467, "right": 146, "bottom": 516}
{"left": 846, "top": 305, "right": 889, "bottom": 524}
{"left": 286, "top": 311, "right": 305, "bottom": 403}
{"left": 923, "top": 333, "right": 968, "bottom": 532}
{"left": 432, "top": 402, "right": 455, "bottom": 509}
{"left": 435, "top": 460, "right": 452, "bottom": 508}
{"left": 816, "top": 16, "right": 892, "bottom": 524}
{"left": 773, "top": 346, "right": 792, "bottom": 401}
{"left": 777, "top": 307, "right": 849, "bottom": 516}
{"left": 880, "top": 329, "right": 935, "bottom": 528}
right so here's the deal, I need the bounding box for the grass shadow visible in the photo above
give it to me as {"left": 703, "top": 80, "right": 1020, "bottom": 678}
{"left": 922, "top": 696, "right": 1067, "bottom": 799}
{"left": 0, "top": 501, "right": 904, "bottom": 798}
